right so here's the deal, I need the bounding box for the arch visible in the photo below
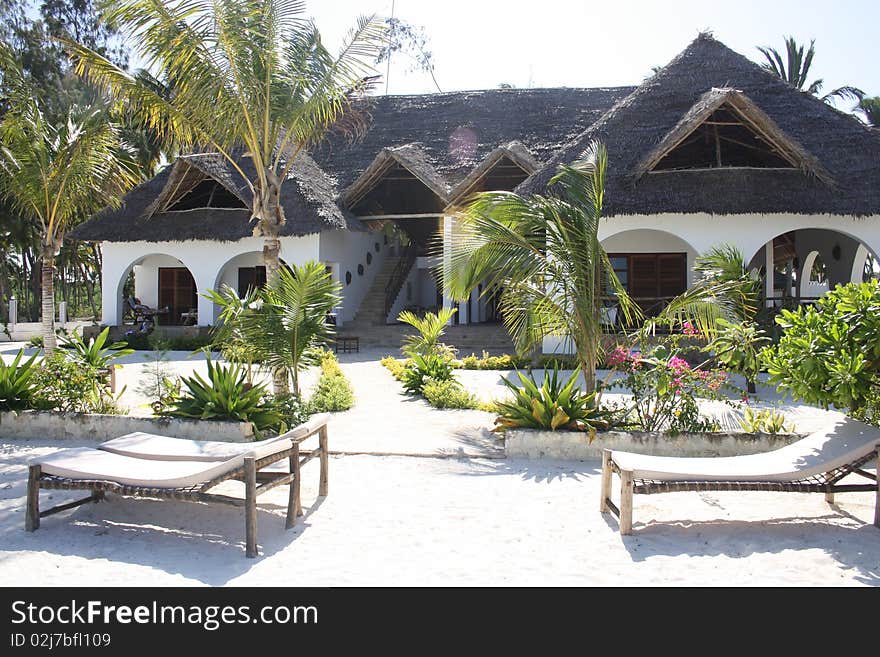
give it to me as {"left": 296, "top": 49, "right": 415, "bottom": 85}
{"left": 112, "top": 253, "right": 198, "bottom": 327}
{"left": 746, "top": 228, "right": 880, "bottom": 303}
{"left": 600, "top": 229, "right": 700, "bottom": 287}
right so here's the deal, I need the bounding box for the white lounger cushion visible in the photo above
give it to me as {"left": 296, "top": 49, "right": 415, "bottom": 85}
{"left": 98, "top": 413, "right": 331, "bottom": 462}
{"left": 611, "top": 418, "right": 880, "bottom": 482}
{"left": 36, "top": 439, "right": 292, "bottom": 489}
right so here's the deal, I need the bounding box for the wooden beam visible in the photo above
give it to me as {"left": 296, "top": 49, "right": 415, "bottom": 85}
{"left": 244, "top": 456, "right": 258, "bottom": 558}
{"left": 600, "top": 450, "right": 612, "bottom": 513}
{"left": 26, "top": 465, "right": 40, "bottom": 531}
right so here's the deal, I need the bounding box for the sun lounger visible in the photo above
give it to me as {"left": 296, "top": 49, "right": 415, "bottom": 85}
{"left": 25, "top": 415, "right": 330, "bottom": 557}
{"left": 600, "top": 417, "right": 880, "bottom": 534}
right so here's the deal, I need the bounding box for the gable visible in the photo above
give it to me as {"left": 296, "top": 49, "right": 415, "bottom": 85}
{"left": 166, "top": 178, "right": 248, "bottom": 211}
{"left": 637, "top": 88, "right": 832, "bottom": 184}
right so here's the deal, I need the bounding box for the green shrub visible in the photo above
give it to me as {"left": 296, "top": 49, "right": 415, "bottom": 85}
{"left": 60, "top": 326, "right": 135, "bottom": 368}
{"left": 309, "top": 352, "right": 355, "bottom": 412}
{"left": 493, "top": 367, "right": 608, "bottom": 433}
{"left": 30, "top": 353, "right": 105, "bottom": 413}
{"left": 0, "top": 349, "right": 38, "bottom": 411}
{"left": 762, "top": 281, "right": 880, "bottom": 414}
{"left": 422, "top": 378, "right": 479, "bottom": 409}
{"left": 454, "top": 352, "right": 530, "bottom": 370}
{"left": 401, "top": 353, "right": 455, "bottom": 394}
{"left": 164, "top": 357, "right": 282, "bottom": 430}
{"left": 381, "top": 355, "right": 407, "bottom": 381}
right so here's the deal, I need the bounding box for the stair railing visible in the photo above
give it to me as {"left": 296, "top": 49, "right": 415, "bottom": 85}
{"left": 384, "top": 244, "right": 418, "bottom": 321}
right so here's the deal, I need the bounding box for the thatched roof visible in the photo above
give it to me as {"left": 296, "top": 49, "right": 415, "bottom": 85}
{"left": 343, "top": 144, "right": 451, "bottom": 208}
{"left": 518, "top": 33, "right": 880, "bottom": 216}
{"left": 72, "top": 149, "right": 358, "bottom": 242}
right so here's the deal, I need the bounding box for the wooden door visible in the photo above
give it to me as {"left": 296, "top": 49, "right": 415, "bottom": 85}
{"left": 158, "top": 267, "right": 197, "bottom": 325}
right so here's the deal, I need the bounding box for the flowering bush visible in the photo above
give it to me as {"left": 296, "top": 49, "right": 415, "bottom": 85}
{"left": 603, "top": 343, "right": 729, "bottom": 434}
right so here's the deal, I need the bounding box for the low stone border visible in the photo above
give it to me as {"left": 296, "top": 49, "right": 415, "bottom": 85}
{"left": 503, "top": 428, "right": 803, "bottom": 460}
{"left": 0, "top": 410, "right": 255, "bottom": 442}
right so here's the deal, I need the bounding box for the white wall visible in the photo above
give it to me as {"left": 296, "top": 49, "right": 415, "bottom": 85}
{"left": 318, "top": 229, "right": 391, "bottom": 325}
{"left": 101, "top": 235, "right": 320, "bottom": 326}
{"left": 131, "top": 255, "right": 189, "bottom": 309}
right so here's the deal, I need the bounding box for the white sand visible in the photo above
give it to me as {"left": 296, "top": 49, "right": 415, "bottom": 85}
{"left": 1, "top": 343, "right": 877, "bottom": 586}
{"left": 1, "top": 442, "right": 877, "bottom": 586}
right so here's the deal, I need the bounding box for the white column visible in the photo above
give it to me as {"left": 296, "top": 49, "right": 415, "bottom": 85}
{"left": 442, "top": 215, "right": 454, "bottom": 321}
{"left": 765, "top": 240, "right": 775, "bottom": 308}
{"left": 470, "top": 287, "right": 480, "bottom": 324}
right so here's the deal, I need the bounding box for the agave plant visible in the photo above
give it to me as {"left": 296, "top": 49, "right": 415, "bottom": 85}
{"left": 493, "top": 367, "right": 607, "bottom": 433}
{"left": 166, "top": 357, "right": 282, "bottom": 431}
{"left": 60, "top": 327, "right": 135, "bottom": 369}
{"left": 0, "top": 349, "right": 39, "bottom": 411}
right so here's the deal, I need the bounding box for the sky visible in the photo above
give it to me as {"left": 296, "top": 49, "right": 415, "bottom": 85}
{"left": 305, "top": 0, "right": 878, "bottom": 111}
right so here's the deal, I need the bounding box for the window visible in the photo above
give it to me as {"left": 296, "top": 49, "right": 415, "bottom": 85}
{"left": 607, "top": 253, "right": 687, "bottom": 314}
{"left": 237, "top": 266, "right": 267, "bottom": 297}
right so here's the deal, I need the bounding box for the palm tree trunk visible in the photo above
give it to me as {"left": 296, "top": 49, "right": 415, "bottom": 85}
{"left": 41, "top": 248, "right": 57, "bottom": 354}
{"left": 255, "top": 169, "right": 289, "bottom": 396}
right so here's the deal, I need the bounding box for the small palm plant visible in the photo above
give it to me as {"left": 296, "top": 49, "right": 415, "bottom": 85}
{"left": 397, "top": 307, "right": 457, "bottom": 357}
{"left": 215, "top": 262, "right": 342, "bottom": 396}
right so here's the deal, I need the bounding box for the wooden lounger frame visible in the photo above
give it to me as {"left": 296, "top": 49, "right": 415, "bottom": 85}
{"left": 25, "top": 424, "right": 330, "bottom": 558}
{"left": 600, "top": 445, "right": 880, "bottom": 535}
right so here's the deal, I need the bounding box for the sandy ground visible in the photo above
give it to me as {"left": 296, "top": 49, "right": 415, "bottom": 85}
{"left": 1, "top": 342, "right": 877, "bottom": 586}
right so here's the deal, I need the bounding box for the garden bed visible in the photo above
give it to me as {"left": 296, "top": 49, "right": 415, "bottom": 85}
{"left": 0, "top": 410, "right": 255, "bottom": 442}
{"left": 503, "top": 428, "right": 802, "bottom": 460}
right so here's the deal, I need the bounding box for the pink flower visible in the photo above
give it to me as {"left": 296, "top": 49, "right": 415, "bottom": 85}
{"left": 667, "top": 356, "right": 690, "bottom": 373}
{"left": 682, "top": 321, "right": 700, "bottom": 336}
{"left": 607, "top": 346, "right": 630, "bottom": 367}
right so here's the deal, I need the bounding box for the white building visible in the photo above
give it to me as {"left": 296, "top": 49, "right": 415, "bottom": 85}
{"left": 73, "top": 34, "right": 880, "bottom": 344}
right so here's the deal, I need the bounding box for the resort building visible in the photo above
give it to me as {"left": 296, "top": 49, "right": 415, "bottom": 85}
{"left": 73, "top": 34, "right": 880, "bottom": 344}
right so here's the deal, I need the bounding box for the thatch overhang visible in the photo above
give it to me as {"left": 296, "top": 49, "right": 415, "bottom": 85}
{"left": 518, "top": 33, "right": 880, "bottom": 217}
{"left": 71, "top": 149, "right": 359, "bottom": 243}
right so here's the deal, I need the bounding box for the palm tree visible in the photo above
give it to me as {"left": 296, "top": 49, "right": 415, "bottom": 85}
{"left": 213, "top": 262, "right": 342, "bottom": 397}
{"left": 397, "top": 307, "right": 457, "bottom": 357}
{"left": 65, "top": 0, "right": 384, "bottom": 281}
{"left": 757, "top": 37, "right": 863, "bottom": 104}
{"left": 444, "top": 141, "right": 638, "bottom": 393}
{"left": 0, "top": 45, "right": 138, "bottom": 352}
{"left": 858, "top": 97, "right": 880, "bottom": 127}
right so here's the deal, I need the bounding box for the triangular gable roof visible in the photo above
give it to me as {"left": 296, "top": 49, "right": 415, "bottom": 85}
{"left": 448, "top": 141, "right": 539, "bottom": 205}
{"left": 343, "top": 144, "right": 450, "bottom": 209}
{"left": 518, "top": 33, "right": 880, "bottom": 217}
{"left": 635, "top": 87, "right": 833, "bottom": 184}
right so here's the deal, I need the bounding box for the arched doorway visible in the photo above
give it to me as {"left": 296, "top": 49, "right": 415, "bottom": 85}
{"left": 115, "top": 254, "right": 198, "bottom": 327}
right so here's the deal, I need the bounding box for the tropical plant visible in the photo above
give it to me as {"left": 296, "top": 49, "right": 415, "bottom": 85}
{"left": 29, "top": 352, "right": 107, "bottom": 412}
{"left": 0, "top": 44, "right": 138, "bottom": 352}
{"left": 60, "top": 326, "right": 134, "bottom": 368}
{"left": 401, "top": 353, "right": 455, "bottom": 395}
{"left": 165, "top": 356, "right": 282, "bottom": 430}
{"left": 398, "top": 307, "right": 457, "bottom": 358}
{"left": 761, "top": 280, "right": 880, "bottom": 413}
{"left": 421, "top": 378, "right": 479, "bottom": 410}
{"left": 757, "top": 36, "right": 863, "bottom": 104}
{"left": 444, "top": 141, "right": 639, "bottom": 393}
{"left": 455, "top": 352, "right": 530, "bottom": 370}
{"left": 213, "top": 262, "right": 342, "bottom": 396}
{"left": 705, "top": 318, "right": 770, "bottom": 394}
{"left": 204, "top": 284, "right": 262, "bottom": 382}
{"left": 738, "top": 407, "right": 793, "bottom": 434}
{"left": 0, "top": 348, "right": 38, "bottom": 410}
{"left": 265, "top": 393, "right": 311, "bottom": 432}
{"left": 66, "top": 0, "right": 385, "bottom": 281}
{"left": 605, "top": 343, "right": 727, "bottom": 434}
{"left": 858, "top": 96, "right": 880, "bottom": 127}
{"left": 493, "top": 367, "right": 607, "bottom": 433}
